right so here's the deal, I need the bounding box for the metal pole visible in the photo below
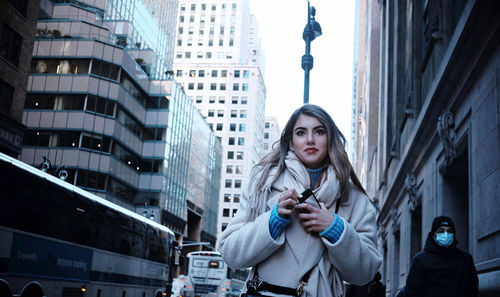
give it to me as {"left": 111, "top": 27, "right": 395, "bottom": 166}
{"left": 302, "top": 1, "right": 313, "bottom": 104}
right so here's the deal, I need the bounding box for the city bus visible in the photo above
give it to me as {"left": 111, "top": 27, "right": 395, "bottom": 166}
{"left": 0, "top": 152, "right": 177, "bottom": 297}
{"left": 182, "top": 251, "right": 249, "bottom": 297}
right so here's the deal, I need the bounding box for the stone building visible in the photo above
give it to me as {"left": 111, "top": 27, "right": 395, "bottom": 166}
{"left": 352, "top": 0, "right": 499, "bottom": 295}
{"left": 0, "top": 0, "right": 41, "bottom": 157}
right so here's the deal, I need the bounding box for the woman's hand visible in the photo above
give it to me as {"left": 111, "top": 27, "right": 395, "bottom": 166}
{"left": 295, "top": 202, "right": 334, "bottom": 233}
{"left": 277, "top": 188, "right": 300, "bottom": 219}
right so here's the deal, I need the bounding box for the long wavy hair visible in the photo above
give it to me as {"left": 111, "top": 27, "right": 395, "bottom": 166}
{"left": 254, "top": 104, "right": 366, "bottom": 201}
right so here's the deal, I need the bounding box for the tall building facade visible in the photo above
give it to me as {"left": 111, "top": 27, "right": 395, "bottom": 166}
{"left": 20, "top": 0, "right": 222, "bottom": 248}
{"left": 351, "top": 0, "right": 380, "bottom": 200}
{"left": 173, "top": 0, "right": 266, "bottom": 237}
{"left": 0, "top": 0, "right": 41, "bottom": 157}
{"left": 262, "top": 116, "right": 280, "bottom": 155}
{"left": 352, "top": 0, "right": 500, "bottom": 295}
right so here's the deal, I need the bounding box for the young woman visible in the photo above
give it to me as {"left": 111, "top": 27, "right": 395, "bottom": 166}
{"left": 218, "top": 104, "right": 381, "bottom": 297}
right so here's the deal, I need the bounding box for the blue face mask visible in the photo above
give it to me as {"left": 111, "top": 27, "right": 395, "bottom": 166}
{"left": 436, "top": 232, "right": 454, "bottom": 247}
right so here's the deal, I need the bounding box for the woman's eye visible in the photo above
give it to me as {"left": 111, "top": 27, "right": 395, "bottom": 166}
{"left": 296, "top": 130, "right": 305, "bottom": 136}
{"left": 315, "top": 129, "right": 325, "bottom": 135}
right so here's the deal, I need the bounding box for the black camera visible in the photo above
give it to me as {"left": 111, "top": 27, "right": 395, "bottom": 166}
{"left": 298, "top": 189, "right": 322, "bottom": 208}
{"left": 298, "top": 189, "right": 314, "bottom": 203}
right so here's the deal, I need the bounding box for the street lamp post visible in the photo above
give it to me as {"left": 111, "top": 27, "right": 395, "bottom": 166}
{"left": 302, "top": 0, "right": 322, "bottom": 104}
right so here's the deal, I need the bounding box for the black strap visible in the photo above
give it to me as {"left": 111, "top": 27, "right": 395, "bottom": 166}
{"left": 247, "top": 266, "right": 315, "bottom": 296}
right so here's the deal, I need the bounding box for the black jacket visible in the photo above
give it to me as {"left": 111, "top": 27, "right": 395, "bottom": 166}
{"left": 405, "top": 234, "right": 478, "bottom": 297}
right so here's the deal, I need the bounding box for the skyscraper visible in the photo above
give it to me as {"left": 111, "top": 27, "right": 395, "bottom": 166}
{"left": 20, "top": 0, "right": 221, "bottom": 248}
{"left": 263, "top": 116, "right": 281, "bottom": 154}
{"left": 173, "top": 0, "right": 266, "bottom": 237}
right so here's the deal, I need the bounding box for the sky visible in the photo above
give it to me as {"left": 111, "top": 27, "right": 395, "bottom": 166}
{"left": 249, "top": 1, "right": 356, "bottom": 144}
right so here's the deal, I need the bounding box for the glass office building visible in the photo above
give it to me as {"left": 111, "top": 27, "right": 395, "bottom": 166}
{"left": 20, "top": 0, "right": 222, "bottom": 246}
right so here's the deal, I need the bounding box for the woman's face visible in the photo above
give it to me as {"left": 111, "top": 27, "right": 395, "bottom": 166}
{"left": 291, "top": 114, "right": 328, "bottom": 169}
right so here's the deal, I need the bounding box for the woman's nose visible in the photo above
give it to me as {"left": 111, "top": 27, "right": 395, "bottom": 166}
{"left": 306, "top": 132, "right": 314, "bottom": 143}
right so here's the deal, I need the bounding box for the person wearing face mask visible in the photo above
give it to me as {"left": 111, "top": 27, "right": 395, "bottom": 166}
{"left": 405, "top": 216, "right": 478, "bottom": 297}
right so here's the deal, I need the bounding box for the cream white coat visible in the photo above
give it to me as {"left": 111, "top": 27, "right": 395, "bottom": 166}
{"left": 218, "top": 159, "right": 382, "bottom": 297}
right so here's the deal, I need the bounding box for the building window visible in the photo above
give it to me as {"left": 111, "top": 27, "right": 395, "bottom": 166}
{"left": 243, "top": 70, "right": 250, "bottom": 77}
{"left": 265, "top": 122, "right": 270, "bottom": 128}
{"left": 189, "top": 70, "right": 196, "bottom": 77}
{"left": 211, "top": 70, "right": 218, "bottom": 77}
{"left": 219, "top": 96, "right": 225, "bottom": 103}
{"left": 207, "top": 110, "right": 215, "bottom": 117}
{"left": 209, "top": 96, "right": 216, "bottom": 103}
{"left": 176, "top": 70, "right": 182, "bottom": 77}
{"left": 199, "top": 70, "right": 205, "bottom": 77}
{"left": 229, "top": 39, "right": 234, "bottom": 46}
{"left": 216, "top": 123, "right": 223, "bottom": 131}
{"left": 230, "top": 110, "right": 237, "bottom": 118}
{"left": 235, "top": 165, "right": 243, "bottom": 174}
{"left": 190, "top": 15, "right": 195, "bottom": 22}
{"left": 225, "top": 180, "right": 232, "bottom": 188}
{"left": 208, "top": 39, "right": 213, "bottom": 46}
{"left": 210, "top": 83, "right": 217, "bottom": 90}
{"left": 234, "top": 70, "right": 240, "bottom": 77}
{"left": 228, "top": 137, "right": 235, "bottom": 145}
{"left": 224, "top": 194, "right": 231, "bottom": 202}
{"left": 177, "top": 39, "right": 182, "bottom": 46}
{"left": 188, "top": 83, "right": 194, "bottom": 90}
{"left": 232, "top": 83, "right": 239, "bottom": 91}
{"left": 241, "top": 97, "right": 248, "bottom": 104}
{"left": 264, "top": 143, "right": 269, "bottom": 150}
{"left": 217, "top": 110, "right": 224, "bottom": 117}
{"left": 206, "top": 52, "right": 212, "bottom": 58}
{"left": 232, "top": 209, "right": 237, "bottom": 217}
{"left": 234, "top": 179, "right": 242, "bottom": 188}
{"left": 197, "top": 52, "right": 203, "bottom": 58}
{"left": 223, "top": 208, "right": 230, "bottom": 217}
{"left": 238, "top": 137, "right": 245, "bottom": 146}
{"left": 229, "top": 124, "right": 236, "bottom": 131}
{"left": 221, "top": 70, "right": 228, "bottom": 77}
{"left": 227, "top": 151, "right": 234, "bottom": 159}
{"left": 226, "top": 165, "right": 233, "bottom": 174}
{"left": 233, "top": 194, "right": 240, "bottom": 203}
{"left": 191, "top": 4, "right": 196, "bottom": 10}
{"left": 220, "top": 83, "right": 226, "bottom": 90}
{"left": 185, "top": 52, "right": 191, "bottom": 58}
{"left": 236, "top": 152, "right": 243, "bottom": 160}
{"left": 219, "top": 39, "right": 223, "bottom": 46}
{"left": 0, "top": 79, "right": 14, "bottom": 114}
{"left": 240, "top": 110, "right": 247, "bottom": 118}
{"left": 231, "top": 97, "right": 238, "bottom": 104}
{"left": 196, "top": 96, "right": 203, "bottom": 103}
{"left": 239, "top": 124, "right": 246, "bottom": 132}
{"left": 222, "top": 223, "right": 228, "bottom": 232}
{"left": 264, "top": 132, "right": 269, "bottom": 139}
{"left": 242, "top": 83, "right": 249, "bottom": 91}
{"left": 197, "top": 83, "right": 204, "bottom": 90}
{"left": 176, "top": 52, "right": 183, "bottom": 58}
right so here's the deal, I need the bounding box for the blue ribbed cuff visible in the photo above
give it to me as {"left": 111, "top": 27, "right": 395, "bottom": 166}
{"left": 269, "top": 204, "right": 291, "bottom": 240}
{"left": 320, "top": 214, "right": 344, "bottom": 243}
